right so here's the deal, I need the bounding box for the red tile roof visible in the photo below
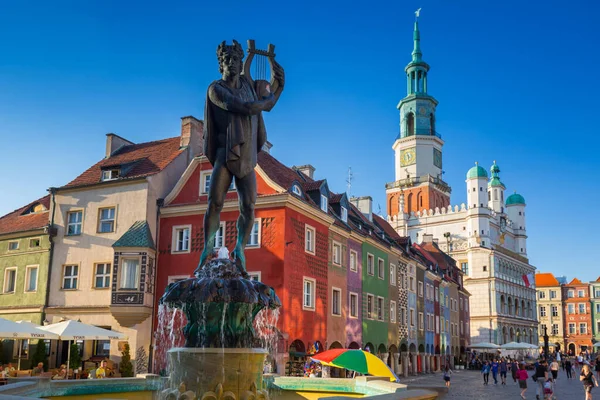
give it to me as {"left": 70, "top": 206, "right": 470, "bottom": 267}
{"left": 568, "top": 278, "right": 582, "bottom": 285}
{"left": 63, "top": 137, "right": 184, "bottom": 188}
{"left": 302, "top": 180, "right": 325, "bottom": 192}
{"left": 0, "top": 195, "right": 50, "bottom": 235}
{"left": 535, "top": 273, "right": 560, "bottom": 287}
{"left": 257, "top": 152, "right": 305, "bottom": 190}
{"left": 329, "top": 193, "right": 343, "bottom": 203}
{"left": 373, "top": 214, "right": 402, "bottom": 241}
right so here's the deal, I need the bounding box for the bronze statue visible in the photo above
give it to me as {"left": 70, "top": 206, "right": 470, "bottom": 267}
{"left": 195, "top": 40, "right": 284, "bottom": 274}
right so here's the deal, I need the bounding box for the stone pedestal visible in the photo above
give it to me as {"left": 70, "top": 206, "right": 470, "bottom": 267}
{"left": 167, "top": 347, "right": 267, "bottom": 398}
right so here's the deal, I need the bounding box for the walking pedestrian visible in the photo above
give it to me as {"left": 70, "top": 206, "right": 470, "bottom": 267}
{"left": 566, "top": 358, "right": 573, "bottom": 379}
{"left": 595, "top": 357, "right": 600, "bottom": 380}
{"left": 499, "top": 358, "right": 508, "bottom": 385}
{"left": 443, "top": 365, "right": 452, "bottom": 388}
{"left": 581, "top": 363, "right": 599, "bottom": 400}
{"left": 534, "top": 359, "right": 548, "bottom": 400}
{"left": 518, "top": 363, "right": 529, "bottom": 400}
{"left": 550, "top": 358, "right": 559, "bottom": 381}
{"left": 491, "top": 358, "right": 499, "bottom": 385}
{"left": 482, "top": 361, "right": 490, "bottom": 385}
{"left": 511, "top": 360, "right": 519, "bottom": 383}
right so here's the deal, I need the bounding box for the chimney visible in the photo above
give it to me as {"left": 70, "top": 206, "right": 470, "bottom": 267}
{"left": 105, "top": 133, "right": 134, "bottom": 158}
{"left": 293, "top": 164, "right": 316, "bottom": 180}
{"left": 180, "top": 116, "right": 204, "bottom": 157}
{"left": 350, "top": 196, "right": 373, "bottom": 222}
{"left": 422, "top": 233, "right": 434, "bottom": 243}
{"left": 261, "top": 140, "right": 273, "bottom": 154}
{"left": 433, "top": 238, "right": 439, "bottom": 244}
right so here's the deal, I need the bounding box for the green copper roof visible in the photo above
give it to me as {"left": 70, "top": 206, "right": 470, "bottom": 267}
{"left": 412, "top": 21, "right": 422, "bottom": 63}
{"left": 466, "top": 163, "right": 488, "bottom": 179}
{"left": 506, "top": 193, "right": 526, "bottom": 206}
{"left": 488, "top": 161, "right": 504, "bottom": 187}
{"left": 113, "top": 220, "right": 155, "bottom": 249}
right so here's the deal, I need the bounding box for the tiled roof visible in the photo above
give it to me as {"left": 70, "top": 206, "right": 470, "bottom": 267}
{"left": 419, "top": 241, "right": 457, "bottom": 271}
{"left": 329, "top": 193, "right": 343, "bottom": 203}
{"left": 63, "top": 137, "right": 184, "bottom": 188}
{"left": 302, "top": 180, "right": 325, "bottom": 192}
{"left": 373, "top": 214, "right": 402, "bottom": 241}
{"left": 257, "top": 152, "right": 307, "bottom": 190}
{"left": 112, "top": 220, "right": 155, "bottom": 249}
{"left": 535, "top": 273, "right": 560, "bottom": 287}
{"left": 0, "top": 196, "right": 50, "bottom": 235}
{"left": 568, "top": 278, "right": 582, "bottom": 285}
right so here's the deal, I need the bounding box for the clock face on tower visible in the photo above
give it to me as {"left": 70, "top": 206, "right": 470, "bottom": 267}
{"left": 433, "top": 148, "right": 442, "bottom": 168}
{"left": 400, "top": 147, "right": 416, "bottom": 167}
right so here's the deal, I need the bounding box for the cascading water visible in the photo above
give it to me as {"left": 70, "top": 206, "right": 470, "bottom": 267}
{"left": 155, "top": 256, "right": 280, "bottom": 400}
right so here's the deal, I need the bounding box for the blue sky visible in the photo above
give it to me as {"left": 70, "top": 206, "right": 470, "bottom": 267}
{"left": 0, "top": 0, "right": 598, "bottom": 281}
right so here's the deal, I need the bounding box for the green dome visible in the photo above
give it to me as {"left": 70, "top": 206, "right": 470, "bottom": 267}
{"left": 466, "top": 164, "right": 488, "bottom": 179}
{"left": 506, "top": 193, "right": 526, "bottom": 206}
{"left": 489, "top": 177, "right": 505, "bottom": 187}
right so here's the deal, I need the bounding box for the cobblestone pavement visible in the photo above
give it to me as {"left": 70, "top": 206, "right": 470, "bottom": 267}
{"left": 402, "top": 369, "right": 593, "bottom": 399}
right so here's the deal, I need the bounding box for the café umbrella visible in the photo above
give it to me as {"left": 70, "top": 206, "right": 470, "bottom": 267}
{"left": 310, "top": 349, "right": 398, "bottom": 382}
{"left": 38, "top": 320, "right": 127, "bottom": 374}
{"left": 0, "top": 318, "right": 59, "bottom": 370}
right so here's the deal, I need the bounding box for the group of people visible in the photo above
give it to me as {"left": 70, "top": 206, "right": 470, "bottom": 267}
{"left": 478, "top": 356, "right": 600, "bottom": 400}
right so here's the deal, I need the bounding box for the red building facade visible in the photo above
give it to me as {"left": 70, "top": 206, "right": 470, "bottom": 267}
{"left": 563, "top": 278, "right": 593, "bottom": 355}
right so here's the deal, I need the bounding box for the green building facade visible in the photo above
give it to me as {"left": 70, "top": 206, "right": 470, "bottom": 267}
{"left": 590, "top": 279, "right": 600, "bottom": 342}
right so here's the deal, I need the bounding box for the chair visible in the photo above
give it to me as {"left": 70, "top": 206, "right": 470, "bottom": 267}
{"left": 16, "top": 370, "right": 32, "bottom": 377}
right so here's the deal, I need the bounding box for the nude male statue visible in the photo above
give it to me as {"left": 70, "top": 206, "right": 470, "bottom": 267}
{"left": 195, "top": 40, "right": 284, "bottom": 275}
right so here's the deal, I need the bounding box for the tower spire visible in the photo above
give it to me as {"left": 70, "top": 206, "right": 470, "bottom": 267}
{"left": 412, "top": 9, "right": 423, "bottom": 63}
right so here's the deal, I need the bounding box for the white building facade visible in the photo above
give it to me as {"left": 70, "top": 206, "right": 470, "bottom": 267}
{"left": 386, "top": 19, "right": 538, "bottom": 346}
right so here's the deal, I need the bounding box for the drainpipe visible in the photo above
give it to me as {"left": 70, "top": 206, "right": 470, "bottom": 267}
{"left": 43, "top": 188, "right": 57, "bottom": 322}
{"left": 488, "top": 253, "right": 493, "bottom": 343}
{"left": 148, "top": 198, "right": 164, "bottom": 373}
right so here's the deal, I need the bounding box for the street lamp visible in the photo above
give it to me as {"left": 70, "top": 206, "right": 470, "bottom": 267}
{"left": 542, "top": 324, "right": 549, "bottom": 360}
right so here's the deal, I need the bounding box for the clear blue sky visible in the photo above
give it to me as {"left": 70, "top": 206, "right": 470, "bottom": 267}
{"left": 1, "top": 0, "right": 598, "bottom": 281}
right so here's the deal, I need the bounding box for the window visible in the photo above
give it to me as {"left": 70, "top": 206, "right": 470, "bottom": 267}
{"left": 539, "top": 306, "right": 546, "bottom": 317}
{"left": 248, "top": 220, "right": 261, "bottom": 248}
{"left": 580, "top": 323, "right": 587, "bottom": 334}
{"left": 367, "top": 254, "right": 374, "bottom": 275}
{"left": 409, "top": 276, "right": 414, "bottom": 291}
{"left": 568, "top": 304, "right": 575, "bottom": 314}
{"left": 418, "top": 281, "right": 423, "bottom": 297}
{"left": 410, "top": 308, "right": 415, "bottom": 326}
{"left": 349, "top": 292, "right": 358, "bottom": 318}
{"left": 595, "top": 289, "right": 600, "bottom": 298}
{"left": 483, "top": 265, "right": 487, "bottom": 272}
{"left": 305, "top": 225, "right": 315, "bottom": 254}
{"left": 349, "top": 251, "right": 357, "bottom": 272}
{"left": 214, "top": 222, "right": 226, "bottom": 249}
{"left": 3, "top": 268, "right": 16, "bottom": 293}
{"left": 62, "top": 265, "right": 78, "bottom": 290}
{"left": 569, "top": 323, "right": 576, "bottom": 335}
{"left": 550, "top": 290, "right": 557, "bottom": 299}
{"left": 94, "top": 339, "right": 110, "bottom": 357}
{"left": 568, "top": 290, "right": 574, "bottom": 298}
{"left": 332, "top": 288, "right": 341, "bottom": 316}
{"left": 597, "top": 321, "right": 600, "bottom": 334}
{"left": 29, "top": 238, "right": 40, "bottom": 248}
{"left": 551, "top": 305, "right": 558, "bottom": 317}
{"left": 597, "top": 304, "right": 600, "bottom": 314}
{"left": 377, "top": 297, "right": 384, "bottom": 321}
{"left": 400, "top": 273, "right": 405, "bottom": 289}
{"left": 120, "top": 258, "right": 140, "bottom": 289}
{"left": 400, "top": 307, "right": 406, "bottom": 325}
{"left": 25, "top": 266, "right": 38, "bottom": 292}
{"left": 66, "top": 210, "right": 83, "bottom": 235}
{"left": 201, "top": 172, "right": 212, "bottom": 194}
{"left": 460, "top": 298, "right": 463, "bottom": 310}
{"left": 94, "top": 263, "right": 111, "bottom": 288}
{"left": 390, "top": 264, "right": 396, "bottom": 286}
{"left": 552, "top": 324, "right": 559, "bottom": 335}
{"left": 303, "top": 277, "right": 315, "bottom": 310}
{"left": 578, "top": 290, "right": 585, "bottom": 298}
{"left": 320, "top": 194, "right": 328, "bottom": 212}
{"left": 579, "top": 303, "right": 586, "bottom": 314}
{"left": 460, "top": 262, "right": 468, "bottom": 275}
{"left": 377, "top": 258, "right": 384, "bottom": 279}
{"left": 435, "top": 287, "right": 439, "bottom": 301}
{"left": 390, "top": 300, "right": 396, "bottom": 323}
{"left": 367, "top": 294, "right": 374, "bottom": 319}
{"left": 172, "top": 225, "right": 191, "bottom": 253}
{"left": 341, "top": 206, "right": 348, "bottom": 223}
{"left": 436, "top": 316, "right": 440, "bottom": 333}
{"left": 538, "top": 291, "right": 546, "bottom": 299}
{"left": 8, "top": 241, "right": 19, "bottom": 251}
{"left": 419, "top": 312, "right": 424, "bottom": 330}
{"left": 247, "top": 272, "right": 261, "bottom": 282}
{"left": 101, "top": 169, "right": 120, "bottom": 181}
{"left": 446, "top": 320, "right": 449, "bottom": 332}
{"left": 292, "top": 185, "right": 302, "bottom": 196}
{"left": 332, "top": 242, "right": 342, "bottom": 266}
{"left": 97, "top": 207, "right": 116, "bottom": 233}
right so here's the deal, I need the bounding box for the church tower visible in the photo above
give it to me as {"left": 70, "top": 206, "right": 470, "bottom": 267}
{"left": 386, "top": 17, "right": 451, "bottom": 217}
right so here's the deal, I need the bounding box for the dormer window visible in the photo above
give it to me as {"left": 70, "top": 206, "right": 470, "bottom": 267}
{"left": 341, "top": 206, "right": 348, "bottom": 223}
{"left": 101, "top": 169, "right": 120, "bottom": 181}
{"left": 292, "top": 185, "right": 302, "bottom": 196}
{"left": 320, "top": 194, "right": 328, "bottom": 212}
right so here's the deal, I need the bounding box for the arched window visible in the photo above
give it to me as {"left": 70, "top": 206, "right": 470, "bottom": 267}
{"left": 515, "top": 298, "right": 519, "bottom": 316}
{"left": 501, "top": 191, "right": 504, "bottom": 201}
{"left": 411, "top": 72, "right": 416, "bottom": 93}
{"left": 430, "top": 113, "right": 435, "bottom": 135}
{"left": 406, "top": 112, "right": 415, "bottom": 137}
{"left": 508, "top": 297, "right": 513, "bottom": 314}
{"left": 407, "top": 193, "right": 413, "bottom": 212}
{"left": 494, "top": 189, "right": 498, "bottom": 200}
{"left": 488, "top": 191, "right": 491, "bottom": 201}
{"left": 521, "top": 300, "right": 526, "bottom": 318}
{"left": 527, "top": 302, "right": 532, "bottom": 318}
{"left": 500, "top": 295, "right": 506, "bottom": 314}
{"left": 417, "top": 192, "right": 423, "bottom": 209}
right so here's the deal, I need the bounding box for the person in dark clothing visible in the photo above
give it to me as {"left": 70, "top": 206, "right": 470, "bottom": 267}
{"left": 581, "top": 363, "right": 599, "bottom": 400}
{"left": 595, "top": 357, "right": 600, "bottom": 380}
{"left": 491, "top": 359, "right": 499, "bottom": 385}
{"left": 511, "top": 360, "right": 519, "bottom": 383}
{"left": 566, "top": 358, "right": 573, "bottom": 379}
{"left": 499, "top": 358, "right": 508, "bottom": 385}
{"left": 535, "top": 360, "right": 548, "bottom": 400}
{"left": 482, "top": 361, "right": 490, "bottom": 385}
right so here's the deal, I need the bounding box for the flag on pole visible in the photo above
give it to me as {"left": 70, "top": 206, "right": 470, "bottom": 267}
{"left": 522, "top": 273, "right": 534, "bottom": 288}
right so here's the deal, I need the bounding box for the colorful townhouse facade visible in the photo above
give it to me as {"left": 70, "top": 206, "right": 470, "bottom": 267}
{"left": 590, "top": 278, "right": 600, "bottom": 343}
{"left": 0, "top": 196, "right": 52, "bottom": 367}
{"left": 535, "top": 273, "right": 565, "bottom": 352}
{"left": 562, "top": 279, "right": 593, "bottom": 355}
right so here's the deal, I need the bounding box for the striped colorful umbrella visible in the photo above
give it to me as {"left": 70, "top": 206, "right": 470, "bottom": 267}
{"left": 310, "top": 349, "right": 398, "bottom": 381}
